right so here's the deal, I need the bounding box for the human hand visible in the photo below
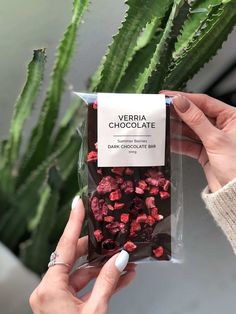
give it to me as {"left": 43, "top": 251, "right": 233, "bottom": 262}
{"left": 29, "top": 196, "right": 136, "bottom": 314}
{"left": 161, "top": 91, "right": 236, "bottom": 192}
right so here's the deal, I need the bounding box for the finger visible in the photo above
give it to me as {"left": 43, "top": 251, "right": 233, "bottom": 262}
{"left": 171, "top": 138, "right": 203, "bottom": 160}
{"left": 172, "top": 95, "right": 220, "bottom": 145}
{"left": 81, "top": 269, "right": 136, "bottom": 302}
{"left": 48, "top": 196, "right": 85, "bottom": 276}
{"left": 161, "top": 90, "right": 231, "bottom": 118}
{"left": 171, "top": 119, "right": 200, "bottom": 141}
{"left": 76, "top": 236, "right": 88, "bottom": 259}
{"left": 70, "top": 263, "right": 136, "bottom": 294}
{"left": 89, "top": 250, "right": 129, "bottom": 303}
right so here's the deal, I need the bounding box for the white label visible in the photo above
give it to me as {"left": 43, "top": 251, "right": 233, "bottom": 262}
{"left": 97, "top": 93, "right": 166, "bottom": 167}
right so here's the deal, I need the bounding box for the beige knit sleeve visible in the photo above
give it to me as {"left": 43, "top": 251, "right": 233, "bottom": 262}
{"left": 201, "top": 178, "right": 236, "bottom": 254}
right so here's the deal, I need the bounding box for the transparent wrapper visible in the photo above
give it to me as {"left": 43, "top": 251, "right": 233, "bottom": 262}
{"left": 75, "top": 92, "right": 183, "bottom": 267}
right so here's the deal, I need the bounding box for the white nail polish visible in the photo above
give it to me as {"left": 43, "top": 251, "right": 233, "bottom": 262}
{"left": 115, "top": 250, "right": 129, "bottom": 272}
{"left": 71, "top": 195, "right": 80, "bottom": 210}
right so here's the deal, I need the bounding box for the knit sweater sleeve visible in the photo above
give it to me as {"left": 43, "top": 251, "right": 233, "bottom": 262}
{"left": 201, "top": 178, "right": 236, "bottom": 254}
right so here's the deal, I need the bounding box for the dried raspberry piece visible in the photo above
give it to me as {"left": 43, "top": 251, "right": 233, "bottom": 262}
{"left": 125, "top": 168, "right": 134, "bottom": 176}
{"left": 104, "top": 216, "right": 115, "bottom": 222}
{"left": 94, "top": 142, "right": 98, "bottom": 150}
{"left": 138, "top": 180, "right": 148, "bottom": 190}
{"left": 151, "top": 207, "right": 159, "bottom": 220}
{"left": 163, "top": 180, "right": 170, "bottom": 191}
{"left": 121, "top": 180, "right": 134, "bottom": 194}
{"left": 145, "top": 169, "right": 163, "bottom": 179}
{"left": 115, "top": 176, "right": 124, "bottom": 185}
{"left": 130, "top": 220, "right": 141, "bottom": 233}
{"left": 149, "top": 187, "right": 159, "bottom": 195}
{"left": 160, "top": 191, "right": 170, "bottom": 200}
{"left": 106, "top": 222, "right": 126, "bottom": 234}
{"left": 135, "top": 187, "right": 144, "bottom": 194}
{"left": 146, "top": 215, "right": 155, "bottom": 226}
{"left": 109, "top": 189, "right": 122, "bottom": 201}
{"left": 114, "top": 202, "right": 125, "bottom": 210}
{"left": 121, "top": 213, "right": 129, "bottom": 223}
{"left": 136, "top": 213, "right": 148, "bottom": 223}
{"left": 153, "top": 246, "right": 164, "bottom": 258}
{"left": 91, "top": 197, "right": 108, "bottom": 221}
{"left": 107, "top": 204, "right": 114, "bottom": 211}
{"left": 111, "top": 167, "right": 125, "bottom": 176}
{"left": 97, "top": 176, "right": 118, "bottom": 194}
{"left": 87, "top": 151, "right": 97, "bottom": 162}
{"left": 94, "top": 229, "right": 103, "bottom": 242}
{"left": 124, "top": 241, "right": 137, "bottom": 252}
{"left": 145, "top": 177, "right": 159, "bottom": 187}
{"left": 158, "top": 178, "right": 166, "bottom": 187}
{"left": 93, "top": 100, "right": 97, "bottom": 109}
{"left": 145, "top": 197, "right": 156, "bottom": 209}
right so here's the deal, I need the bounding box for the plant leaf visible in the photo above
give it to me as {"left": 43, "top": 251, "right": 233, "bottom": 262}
{"left": 93, "top": 0, "right": 173, "bottom": 92}
{"left": 18, "top": 0, "right": 89, "bottom": 182}
{"left": 131, "top": 0, "right": 191, "bottom": 93}
{"left": 0, "top": 50, "right": 46, "bottom": 193}
{"left": 163, "top": 2, "right": 236, "bottom": 90}
{"left": 20, "top": 167, "right": 60, "bottom": 274}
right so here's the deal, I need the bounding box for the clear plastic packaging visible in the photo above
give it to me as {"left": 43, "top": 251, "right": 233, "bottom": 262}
{"left": 75, "top": 92, "right": 183, "bottom": 267}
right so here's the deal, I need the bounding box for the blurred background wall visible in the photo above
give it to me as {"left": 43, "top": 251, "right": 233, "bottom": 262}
{"left": 0, "top": 1, "right": 236, "bottom": 313}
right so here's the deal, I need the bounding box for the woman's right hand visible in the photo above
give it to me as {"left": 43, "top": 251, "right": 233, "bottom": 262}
{"left": 161, "top": 91, "right": 236, "bottom": 192}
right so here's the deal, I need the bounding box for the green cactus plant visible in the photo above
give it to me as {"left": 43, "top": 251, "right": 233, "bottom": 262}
{"left": 0, "top": 0, "right": 235, "bottom": 274}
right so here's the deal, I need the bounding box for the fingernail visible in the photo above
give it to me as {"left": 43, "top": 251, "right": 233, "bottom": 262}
{"left": 173, "top": 95, "right": 190, "bottom": 113}
{"left": 71, "top": 195, "right": 80, "bottom": 210}
{"left": 115, "top": 250, "right": 129, "bottom": 272}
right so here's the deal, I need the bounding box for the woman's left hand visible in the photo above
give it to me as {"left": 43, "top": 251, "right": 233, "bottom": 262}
{"left": 29, "top": 196, "right": 136, "bottom": 314}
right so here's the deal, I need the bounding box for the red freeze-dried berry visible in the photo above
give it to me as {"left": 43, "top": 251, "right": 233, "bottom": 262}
{"left": 94, "top": 142, "right": 98, "bottom": 150}
{"left": 153, "top": 246, "right": 164, "bottom": 258}
{"left": 94, "top": 229, "right": 103, "bottom": 242}
{"left": 121, "top": 213, "right": 129, "bottom": 223}
{"left": 145, "top": 169, "right": 163, "bottom": 179}
{"left": 131, "top": 220, "right": 141, "bottom": 232}
{"left": 125, "top": 168, "right": 134, "bottom": 176}
{"left": 135, "top": 187, "right": 144, "bottom": 194}
{"left": 111, "top": 167, "right": 125, "bottom": 176}
{"left": 124, "top": 241, "right": 137, "bottom": 252}
{"left": 114, "top": 202, "right": 125, "bottom": 210}
{"left": 97, "top": 176, "right": 118, "bottom": 194}
{"left": 116, "top": 176, "right": 124, "bottom": 185}
{"left": 158, "top": 178, "right": 166, "bottom": 187}
{"left": 91, "top": 197, "right": 108, "bottom": 221}
{"left": 121, "top": 180, "right": 134, "bottom": 194}
{"left": 146, "top": 215, "right": 156, "bottom": 226}
{"left": 151, "top": 207, "right": 159, "bottom": 220}
{"left": 145, "top": 177, "right": 159, "bottom": 187}
{"left": 109, "top": 189, "right": 122, "bottom": 201}
{"left": 163, "top": 180, "right": 170, "bottom": 191}
{"left": 93, "top": 100, "right": 97, "bottom": 109}
{"left": 145, "top": 197, "right": 156, "bottom": 209}
{"left": 106, "top": 222, "right": 126, "bottom": 234}
{"left": 138, "top": 180, "right": 148, "bottom": 190}
{"left": 136, "top": 213, "right": 148, "bottom": 223}
{"left": 160, "top": 191, "right": 170, "bottom": 200}
{"left": 149, "top": 187, "right": 159, "bottom": 195}
{"left": 107, "top": 204, "right": 114, "bottom": 211}
{"left": 104, "top": 216, "right": 115, "bottom": 222}
{"left": 87, "top": 151, "right": 97, "bottom": 162}
{"left": 157, "top": 214, "right": 164, "bottom": 221}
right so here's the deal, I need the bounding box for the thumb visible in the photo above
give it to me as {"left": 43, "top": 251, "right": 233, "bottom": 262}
{"left": 89, "top": 250, "right": 129, "bottom": 303}
{"left": 172, "top": 94, "right": 219, "bottom": 145}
